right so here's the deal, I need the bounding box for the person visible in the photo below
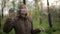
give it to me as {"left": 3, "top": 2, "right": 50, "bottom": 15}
{"left": 9, "top": 8, "right": 14, "bottom": 17}
{"left": 3, "top": 4, "right": 41, "bottom": 34}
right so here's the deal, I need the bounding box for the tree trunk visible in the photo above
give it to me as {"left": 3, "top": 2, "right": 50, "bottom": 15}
{"left": 2, "top": 0, "right": 6, "bottom": 19}
{"left": 47, "top": 0, "right": 52, "bottom": 34}
{"left": 23, "top": 0, "right": 26, "bottom": 5}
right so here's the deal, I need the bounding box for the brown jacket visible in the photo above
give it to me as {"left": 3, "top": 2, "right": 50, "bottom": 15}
{"left": 3, "top": 16, "right": 40, "bottom": 34}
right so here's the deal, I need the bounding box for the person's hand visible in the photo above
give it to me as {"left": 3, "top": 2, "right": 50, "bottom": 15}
{"left": 35, "top": 28, "right": 41, "bottom": 32}
{"left": 31, "top": 28, "right": 41, "bottom": 34}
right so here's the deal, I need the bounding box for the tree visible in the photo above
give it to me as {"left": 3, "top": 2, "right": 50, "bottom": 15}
{"left": 23, "top": 0, "right": 26, "bottom": 5}
{"left": 40, "top": 0, "right": 43, "bottom": 24}
{"left": 34, "top": 0, "right": 42, "bottom": 24}
{"left": 2, "top": 0, "right": 6, "bottom": 19}
{"left": 47, "top": 0, "right": 52, "bottom": 34}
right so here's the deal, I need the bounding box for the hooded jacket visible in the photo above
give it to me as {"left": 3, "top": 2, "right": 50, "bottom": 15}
{"left": 3, "top": 16, "right": 40, "bottom": 34}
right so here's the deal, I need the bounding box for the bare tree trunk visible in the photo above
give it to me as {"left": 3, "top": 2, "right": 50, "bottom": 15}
{"left": 2, "top": 1, "right": 4, "bottom": 19}
{"left": 47, "top": 0, "right": 52, "bottom": 34}
{"left": 2, "top": 7, "right": 4, "bottom": 19}
{"left": 0, "top": 16, "right": 1, "bottom": 28}
{"left": 2, "top": 0, "right": 6, "bottom": 19}
{"left": 23, "top": 0, "right": 26, "bottom": 5}
{"left": 40, "top": 0, "right": 43, "bottom": 24}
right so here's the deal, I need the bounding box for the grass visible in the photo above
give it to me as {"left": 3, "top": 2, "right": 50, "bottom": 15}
{"left": 1, "top": 16, "right": 60, "bottom": 34}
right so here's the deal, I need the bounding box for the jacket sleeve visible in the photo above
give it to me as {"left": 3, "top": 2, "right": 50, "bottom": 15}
{"left": 28, "top": 17, "right": 41, "bottom": 34}
{"left": 3, "top": 18, "right": 14, "bottom": 33}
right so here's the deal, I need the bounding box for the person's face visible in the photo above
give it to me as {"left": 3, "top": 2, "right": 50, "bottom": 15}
{"left": 20, "top": 5, "right": 27, "bottom": 15}
{"left": 9, "top": 11, "right": 13, "bottom": 16}
{"left": 20, "top": 9, "right": 27, "bottom": 15}
{"left": 17, "top": 4, "right": 28, "bottom": 17}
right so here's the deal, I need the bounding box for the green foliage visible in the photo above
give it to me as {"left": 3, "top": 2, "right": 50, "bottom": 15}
{"left": 1, "top": 0, "right": 60, "bottom": 34}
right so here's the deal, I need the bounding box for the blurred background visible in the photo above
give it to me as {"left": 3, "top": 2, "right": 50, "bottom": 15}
{"left": 0, "top": 0, "right": 60, "bottom": 34}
